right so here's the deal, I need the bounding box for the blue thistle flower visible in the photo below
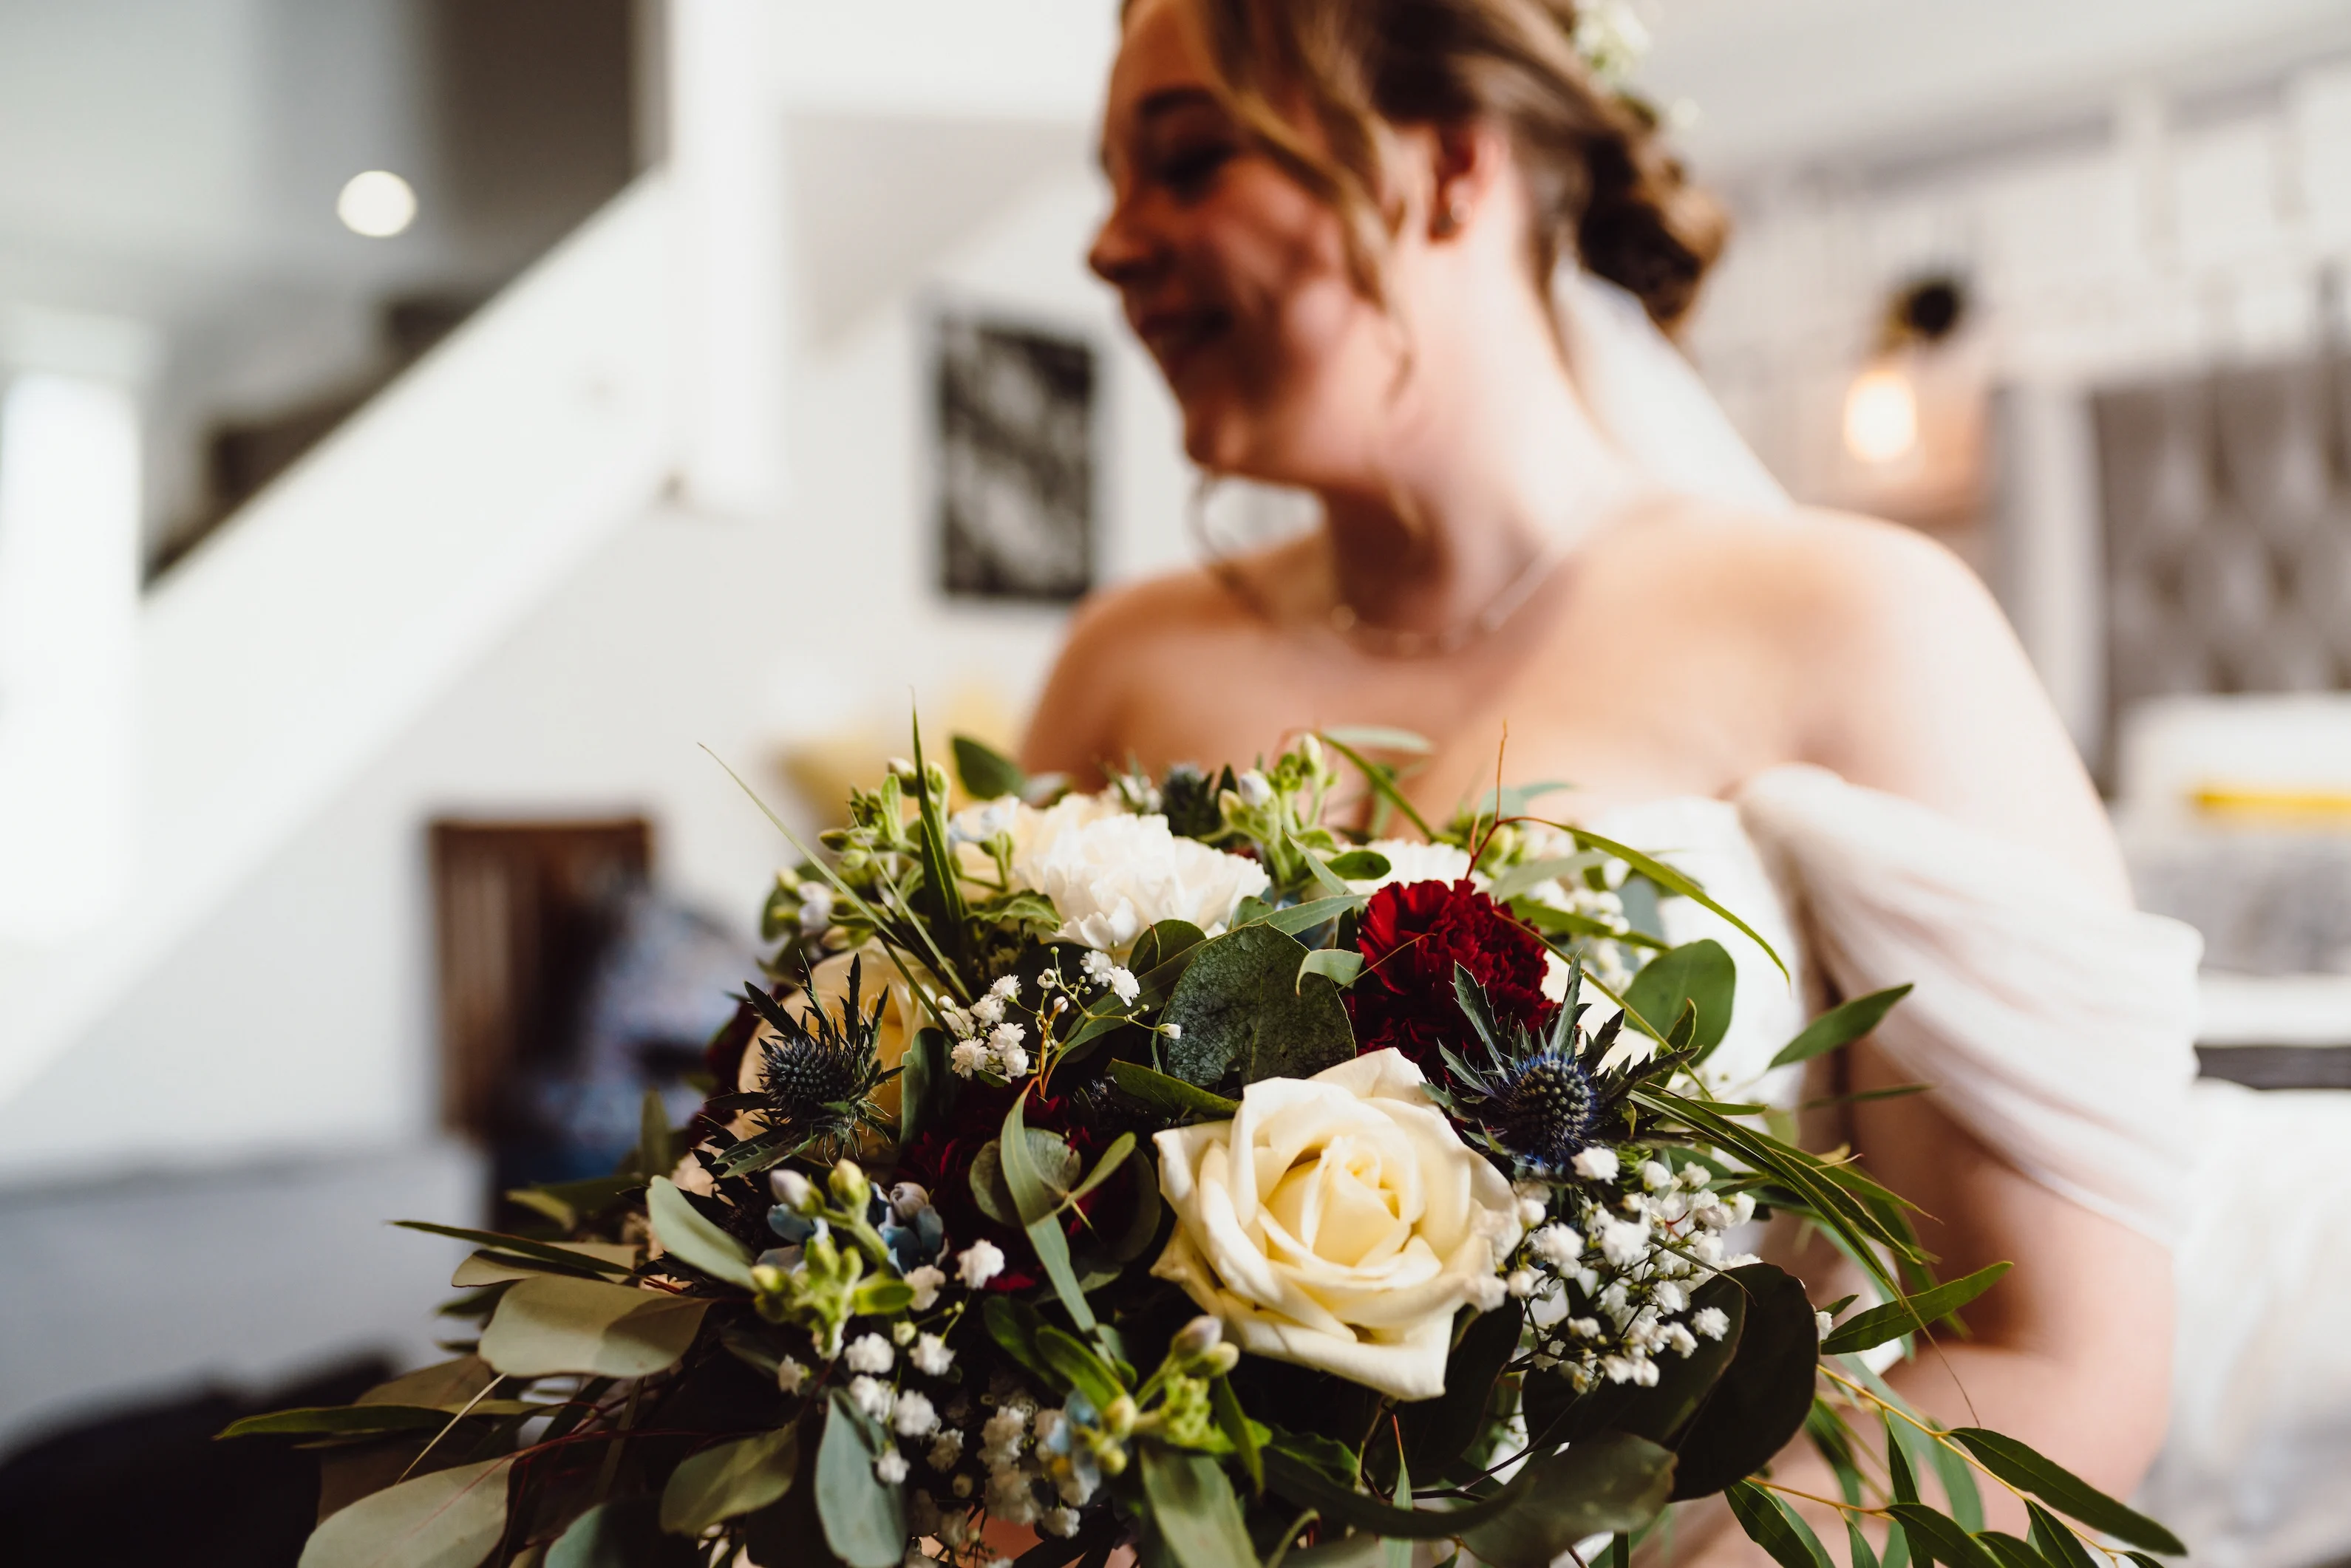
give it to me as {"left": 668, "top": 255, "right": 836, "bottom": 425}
{"left": 1435, "top": 961, "right": 1630, "bottom": 1179}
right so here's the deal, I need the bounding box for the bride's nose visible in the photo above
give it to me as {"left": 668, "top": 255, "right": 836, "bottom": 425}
{"left": 1088, "top": 192, "right": 1162, "bottom": 290}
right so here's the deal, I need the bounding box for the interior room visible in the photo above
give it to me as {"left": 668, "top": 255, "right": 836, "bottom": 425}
{"left": 3, "top": 1, "right": 2350, "bottom": 1563}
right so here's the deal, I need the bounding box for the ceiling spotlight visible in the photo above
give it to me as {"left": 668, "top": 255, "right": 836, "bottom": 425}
{"left": 337, "top": 170, "right": 417, "bottom": 238}
{"left": 1843, "top": 364, "right": 1919, "bottom": 465}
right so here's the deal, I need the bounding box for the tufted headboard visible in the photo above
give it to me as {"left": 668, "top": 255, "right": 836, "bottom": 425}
{"left": 2092, "top": 352, "right": 2351, "bottom": 777}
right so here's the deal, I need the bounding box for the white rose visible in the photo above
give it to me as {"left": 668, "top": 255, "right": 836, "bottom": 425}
{"left": 1150, "top": 1049, "right": 1523, "bottom": 1400}
{"left": 1011, "top": 794, "right": 1269, "bottom": 951}
{"left": 1346, "top": 839, "right": 1482, "bottom": 894}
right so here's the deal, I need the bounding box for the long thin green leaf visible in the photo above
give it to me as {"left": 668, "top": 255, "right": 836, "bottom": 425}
{"left": 1537, "top": 821, "right": 1789, "bottom": 979}
{"left": 1976, "top": 1533, "right": 2051, "bottom": 1568}
{"left": 1262, "top": 1448, "right": 1539, "bottom": 1540}
{"left": 1886, "top": 1506, "right": 2001, "bottom": 1568}
{"left": 1106, "top": 1060, "right": 1239, "bottom": 1119}
{"left": 1253, "top": 895, "right": 1367, "bottom": 936}
{"left": 1211, "top": 1376, "right": 1262, "bottom": 1496}
{"left": 1821, "top": 1264, "right": 2012, "bottom": 1354}
{"left": 908, "top": 714, "right": 972, "bottom": 963}
{"left": 2025, "top": 1504, "right": 2103, "bottom": 1568}
{"left": 1319, "top": 725, "right": 1434, "bottom": 754}
{"left": 392, "top": 1222, "right": 632, "bottom": 1275}
{"left": 1061, "top": 1133, "right": 1137, "bottom": 1211}
{"left": 1947, "top": 1431, "right": 2185, "bottom": 1555}
{"left": 1848, "top": 1520, "right": 1882, "bottom": 1568}
{"left": 1317, "top": 732, "right": 1437, "bottom": 840}
{"left": 1002, "top": 1093, "right": 1097, "bottom": 1332}
{"left": 647, "top": 1176, "right": 757, "bottom": 1289}
{"left": 1723, "top": 1482, "right": 1832, "bottom": 1568}
{"left": 1931, "top": 1427, "right": 1985, "bottom": 1533}
{"left": 1769, "top": 986, "right": 1915, "bottom": 1069}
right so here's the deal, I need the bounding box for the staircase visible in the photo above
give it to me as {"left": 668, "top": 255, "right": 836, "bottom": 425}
{"left": 0, "top": 174, "right": 676, "bottom": 1132}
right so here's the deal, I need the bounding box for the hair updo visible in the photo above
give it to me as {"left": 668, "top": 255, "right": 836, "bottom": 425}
{"left": 1163, "top": 0, "right": 1726, "bottom": 333}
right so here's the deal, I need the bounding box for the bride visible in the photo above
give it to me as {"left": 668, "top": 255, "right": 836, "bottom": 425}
{"left": 1023, "top": 2, "right": 2347, "bottom": 1565}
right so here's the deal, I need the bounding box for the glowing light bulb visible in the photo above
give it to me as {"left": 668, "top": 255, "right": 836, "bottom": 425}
{"left": 1843, "top": 364, "right": 1919, "bottom": 465}
{"left": 336, "top": 170, "right": 417, "bottom": 237}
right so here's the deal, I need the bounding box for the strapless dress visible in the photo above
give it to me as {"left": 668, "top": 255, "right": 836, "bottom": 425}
{"left": 1588, "top": 766, "right": 2350, "bottom": 1568}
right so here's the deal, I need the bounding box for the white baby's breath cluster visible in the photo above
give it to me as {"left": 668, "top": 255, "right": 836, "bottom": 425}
{"left": 1492, "top": 823, "right": 1641, "bottom": 991}
{"left": 1514, "top": 1158, "right": 1758, "bottom": 1391}
{"left": 937, "top": 948, "right": 1143, "bottom": 1084}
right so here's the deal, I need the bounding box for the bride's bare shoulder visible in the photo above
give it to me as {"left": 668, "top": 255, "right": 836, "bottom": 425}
{"left": 1021, "top": 537, "right": 1311, "bottom": 774}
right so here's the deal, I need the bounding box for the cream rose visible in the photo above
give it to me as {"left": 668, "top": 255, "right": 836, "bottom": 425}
{"left": 1150, "top": 1049, "right": 1522, "bottom": 1400}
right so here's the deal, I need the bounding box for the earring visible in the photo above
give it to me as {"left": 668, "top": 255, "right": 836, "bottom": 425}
{"left": 1433, "top": 193, "right": 1470, "bottom": 236}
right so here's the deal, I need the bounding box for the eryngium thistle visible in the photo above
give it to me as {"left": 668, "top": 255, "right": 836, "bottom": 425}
{"left": 1487, "top": 1054, "right": 1599, "bottom": 1176}
{"left": 744, "top": 956, "right": 891, "bottom": 1159}
{"left": 1437, "top": 959, "right": 1644, "bottom": 1180}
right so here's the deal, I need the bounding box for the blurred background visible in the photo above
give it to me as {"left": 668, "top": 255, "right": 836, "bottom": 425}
{"left": 1, "top": 0, "right": 2350, "bottom": 1554}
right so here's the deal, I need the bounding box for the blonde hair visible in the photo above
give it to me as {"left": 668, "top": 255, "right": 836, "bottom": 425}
{"left": 1154, "top": 0, "right": 1726, "bottom": 332}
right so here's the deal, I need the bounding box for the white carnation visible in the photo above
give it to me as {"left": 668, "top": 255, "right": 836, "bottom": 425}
{"left": 1347, "top": 839, "right": 1480, "bottom": 893}
{"left": 1008, "top": 794, "right": 1270, "bottom": 951}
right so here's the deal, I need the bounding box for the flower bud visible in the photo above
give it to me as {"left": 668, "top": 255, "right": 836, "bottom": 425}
{"left": 887, "top": 757, "right": 917, "bottom": 780}
{"left": 1173, "top": 1315, "right": 1225, "bottom": 1359}
{"left": 770, "top": 1169, "right": 816, "bottom": 1211}
{"left": 830, "top": 1157, "right": 868, "bottom": 1207}
{"left": 892, "top": 1319, "right": 917, "bottom": 1346}
{"left": 1102, "top": 1394, "right": 1137, "bottom": 1437}
{"left": 1200, "top": 1343, "right": 1239, "bottom": 1377}
{"left": 888, "top": 1182, "right": 932, "bottom": 1219}
{"left": 749, "top": 1263, "right": 787, "bottom": 1295}
{"left": 1235, "top": 769, "right": 1273, "bottom": 808}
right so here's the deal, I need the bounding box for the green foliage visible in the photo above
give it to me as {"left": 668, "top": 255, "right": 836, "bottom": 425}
{"left": 297, "top": 1455, "right": 511, "bottom": 1568}
{"left": 548, "top": 1497, "right": 701, "bottom": 1568}
{"left": 477, "top": 1275, "right": 710, "bottom": 1379}
{"left": 1664, "top": 1264, "right": 1818, "bottom": 1500}
{"left": 1723, "top": 1481, "right": 1833, "bottom": 1568}
{"left": 1003, "top": 1092, "right": 1098, "bottom": 1331}
{"left": 1163, "top": 926, "right": 1355, "bottom": 1091}
{"left": 661, "top": 1425, "right": 800, "bottom": 1535}
{"left": 1821, "top": 1263, "right": 2012, "bottom": 1354}
{"left": 1140, "top": 1445, "right": 1267, "bottom": 1568}
{"left": 1888, "top": 1503, "right": 2003, "bottom": 1568}
{"left": 1947, "top": 1429, "right": 2185, "bottom": 1554}
{"left": 220, "top": 1405, "right": 454, "bottom": 1439}
{"left": 1456, "top": 1434, "right": 1678, "bottom": 1567}
{"left": 1397, "top": 1303, "right": 1522, "bottom": 1476}
{"left": 646, "top": 1176, "right": 757, "bottom": 1289}
{"left": 1769, "top": 984, "right": 1914, "bottom": 1070}
{"left": 1107, "top": 1059, "right": 1240, "bottom": 1119}
{"left": 953, "top": 734, "right": 1027, "bottom": 800}
{"left": 393, "top": 1222, "right": 634, "bottom": 1277}
{"left": 1622, "top": 940, "right": 1737, "bottom": 1060}
{"left": 817, "top": 1394, "right": 908, "bottom": 1568}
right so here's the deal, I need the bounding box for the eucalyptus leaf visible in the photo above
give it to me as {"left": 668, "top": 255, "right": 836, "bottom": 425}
{"left": 971, "top": 1131, "right": 1081, "bottom": 1226}
{"left": 1133, "top": 920, "right": 1211, "bottom": 994}
{"left": 1140, "top": 1445, "right": 1262, "bottom": 1568}
{"left": 1666, "top": 1264, "right": 1817, "bottom": 1499}
{"left": 452, "top": 1242, "right": 637, "bottom": 1288}
{"left": 817, "top": 1394, "right": 908, "bottom": 1568}
{"left": 298, "top": 1455, "right": 511, "bottom": 1568}
{"left": 1324, "top": 850, "right": 1392, "bottom": 881}
{"left": 1976, "top": 1533, "right": 2050, "bottom": 1568}
{"left": 647, "top": 1176, "right": 758, "bottom": 1289}
{"left": 1622, "top": 940, "right": 1736, "bottom": 1060}
{"left": 1398, "top": 1302, "right": 1521, "bottom": 1475}
{"left": 548, "top": 1496, "right": 701, "bottom": 1568}
{"left": 1456, "top": 1433, "right": 1678, "bottom": 1567}
{"left": 2026, "top": 1504, "right": 2105, "bottom": 1568}
{"left": 661, "top": 1425, "right": 800, "bottom": 1535}
{"left": 1769, "top": 986, "right": 1914, "bottom": 1070}
{"left": 1163, "top": 925, "right": 1355, "bottom": 1091}
{"left": 356, "top": 1357, "right": 496, "bottom": 1411}
{"left": 478, "top": 1275, "right": 710, "bottom": 1379}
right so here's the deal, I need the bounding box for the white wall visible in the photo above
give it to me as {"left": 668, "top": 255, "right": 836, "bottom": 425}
{"left": 0, "top": 156, "right": 1188, "bottom": 1172}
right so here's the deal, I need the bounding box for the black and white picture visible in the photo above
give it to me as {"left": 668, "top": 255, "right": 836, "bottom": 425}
{"left": 935, "top": 310, "right": 1095, "bottom": 602}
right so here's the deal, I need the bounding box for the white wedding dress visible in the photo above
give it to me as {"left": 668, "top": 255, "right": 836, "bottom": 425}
{"left": 1589, "top": 766, "right": 2351, "bottom": 1568}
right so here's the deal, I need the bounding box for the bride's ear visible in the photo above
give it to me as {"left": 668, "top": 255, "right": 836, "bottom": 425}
{"left": 1423, "top": 120, "right": 1516, "bottom": 242}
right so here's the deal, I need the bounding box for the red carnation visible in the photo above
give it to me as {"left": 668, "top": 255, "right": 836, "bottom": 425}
{"left": 1347, "top": 879, "right": 1556, "bottom": 1074}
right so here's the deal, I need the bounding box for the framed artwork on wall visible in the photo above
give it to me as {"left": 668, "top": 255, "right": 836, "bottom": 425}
{"left": 933, "top": 307, "right": 1096, "bottom": 603}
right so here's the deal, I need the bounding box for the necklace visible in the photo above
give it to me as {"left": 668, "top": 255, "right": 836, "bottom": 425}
{"left": 1327, "top": 534, "right": 1569, "bottom": 659}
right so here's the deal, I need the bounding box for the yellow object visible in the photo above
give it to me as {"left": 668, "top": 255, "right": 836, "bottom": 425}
{"left": 2191, "top": 785, "right": 2351, "bottom": 822}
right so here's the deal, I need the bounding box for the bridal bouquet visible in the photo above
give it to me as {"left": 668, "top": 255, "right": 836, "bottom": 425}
{"left": 235, "top": 729, "right": 2185, "bottom": 1568}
